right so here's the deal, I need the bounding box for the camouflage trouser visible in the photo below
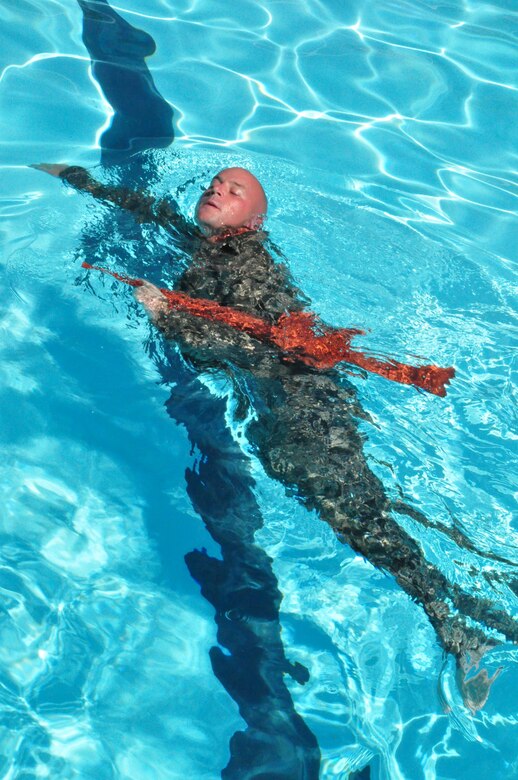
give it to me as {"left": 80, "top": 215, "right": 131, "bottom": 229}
{"left": 245, "top": 364, "right": 518, "bottom": 659}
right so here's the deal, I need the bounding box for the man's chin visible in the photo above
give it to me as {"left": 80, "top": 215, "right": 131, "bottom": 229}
{"left": 196, "top": 219, "right": 221, "bottom": 236}
{"left": 196, "top": 210, "right": 223, "bottom": 232}
{"left": 197, "top": 216, "right": 243, "bottom": 237}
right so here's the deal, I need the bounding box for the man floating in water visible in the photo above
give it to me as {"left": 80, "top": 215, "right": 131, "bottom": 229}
{"left": 34, "top": 156, "right": 517, "bottom": 706}
{"left": 33, "top": 0, "right": 516, "bottom": 741}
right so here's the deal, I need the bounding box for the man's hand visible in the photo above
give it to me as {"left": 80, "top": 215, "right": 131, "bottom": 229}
{"left": 134, "top": 280, "right": 169, "bottom": 323}
{"left": 30, "top": 163, "right": 69, "bottom": 177}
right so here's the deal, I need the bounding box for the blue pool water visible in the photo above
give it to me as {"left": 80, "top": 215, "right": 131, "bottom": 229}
{"left": 1, "top": 1, "right": 517, "bottom": 778}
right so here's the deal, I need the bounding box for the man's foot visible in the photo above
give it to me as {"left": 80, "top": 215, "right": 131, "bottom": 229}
{"left": 457, "top": 645, "right": 503, "bottom": 713}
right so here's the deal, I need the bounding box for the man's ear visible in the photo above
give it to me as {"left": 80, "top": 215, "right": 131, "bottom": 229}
{"left": 246, "top": 213, "right": 265, "bottom": 230}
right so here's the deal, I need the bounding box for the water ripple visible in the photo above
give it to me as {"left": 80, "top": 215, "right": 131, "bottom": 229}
{"left": 1, "top": 0, "right": 517, "bottom": 778}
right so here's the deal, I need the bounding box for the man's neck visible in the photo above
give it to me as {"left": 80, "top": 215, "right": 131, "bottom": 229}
{"left": 206, "top": 226, "right": 255, "bottom": 244}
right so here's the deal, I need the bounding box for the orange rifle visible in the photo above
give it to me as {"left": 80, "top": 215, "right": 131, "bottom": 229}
{"left": 82, "top": 261, "right": 455, "bottom": 397}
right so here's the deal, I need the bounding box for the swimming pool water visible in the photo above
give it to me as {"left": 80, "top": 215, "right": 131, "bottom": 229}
{"left": 1, "top": 1, "right": 517, "bottom": 778}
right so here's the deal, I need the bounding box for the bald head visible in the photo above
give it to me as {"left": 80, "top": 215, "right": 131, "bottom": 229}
{"left": 195, "top": 167, "right": 267, "bottom": 235}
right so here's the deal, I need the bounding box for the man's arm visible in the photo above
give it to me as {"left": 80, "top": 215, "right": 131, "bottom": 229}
{"left": 31, "top": 163, "right": 186, "bottom": 230}
{"left": 134, "top": 280, "right": 169, "bottom": 323}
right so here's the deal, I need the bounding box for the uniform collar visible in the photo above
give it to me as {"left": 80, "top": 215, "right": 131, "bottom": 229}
{"left": 211, "top": 226, "right": 258, "bottom": 244}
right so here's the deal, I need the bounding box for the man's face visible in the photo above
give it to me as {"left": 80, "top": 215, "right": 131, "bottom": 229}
{"left": 195, "top": 167, "right": 267, "bottom": 234}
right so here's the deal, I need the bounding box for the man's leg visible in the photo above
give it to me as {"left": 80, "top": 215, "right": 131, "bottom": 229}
{"left": 247, "top": 367, "right": 518, "bottom": 682}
